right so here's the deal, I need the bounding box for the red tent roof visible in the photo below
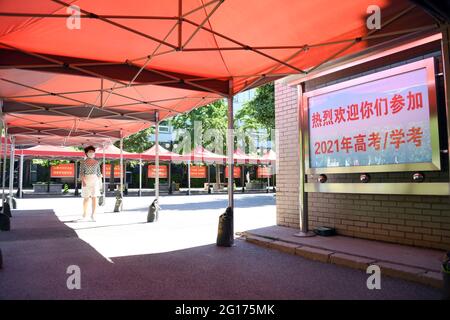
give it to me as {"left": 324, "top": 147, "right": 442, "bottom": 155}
{"left": 261, "top": 149, "right": 276, "bottom": 162}
{"left": 19, "top": 144, "right": 84, "bottom": 158}
{"left": 96, "top": 143, "right": 141, "bottom": 160}
{"left": 0, "top": 1, "right": 436, "bottom": 147}
{"left": 183, "top": 146, "right": 226, "bottom": 164}
{"left": 234, "top": 148, "right": 262, "bottom": 164}
{"left": 141, "top": 144, "right": 185, "bottom": 162}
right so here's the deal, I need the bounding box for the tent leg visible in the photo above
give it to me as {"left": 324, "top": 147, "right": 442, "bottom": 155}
{"left": 155, "top": 113, "right": 159, "bottom": 201}
{"left": 2, "top": 127, "right": 7, "bottom": 204}
{"left": 18, "top": 154, "right": 23, "bottom": 198}
{"left": 8, "top": 137, "right": 15, "bottom": 208}
{"left": 217, "top": 85, "right": 234, "bottom": 247}
{"left": 139, "top": 158, "right": 142, "bottom": 197}
{"left": 294, "top": 83, "right": 314, "bottom": 237}
{"left": 74, "top": 160, "right": 79, "bottom": 196}
{"left": 241, "top": 165, "right": 245, "bottom": 193}
{"left": 227, "top": 94, "right": 234, "bottom": 209}
{"left": 187, "top": 160, "right": 191, "bottom": 195}
{"left": 120, "top": 138, "right": 124, "bottom": 199}
{"left": 124, "top": 160, "right": 128, "bottom": 196}
{"left": 102, "top": 146, "right": 106, "bottom": 198}
{"left": 168, "top": 161, "right": 172, "bottom": 194}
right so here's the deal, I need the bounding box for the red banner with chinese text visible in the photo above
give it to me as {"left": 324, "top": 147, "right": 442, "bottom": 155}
{"left": 147, "top": 165, "right": 168, "bottom": 178}
{"left": 50, "top": 163, "right": 74, "bottom": 177}
{"left": 225, "top": 166, "right": 241, "bottom": 179}
{"left": 257, "top": 167, "right": 272, "bottom": 178}
{"left": 190, "top": 165, "right": 207, "bottom": 178}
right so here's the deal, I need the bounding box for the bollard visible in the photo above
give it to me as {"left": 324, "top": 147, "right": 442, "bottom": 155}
{"left": 2, "top": 202, "right": 11, "bottom": 218}
{"left": 0, "top": 213, "right": 10, "bottom": 231}
{"left": 443, "top": 251, "right": 450, "bottom": 300}
{"left": 113, "top": 191, "right": 122, "bottom": 212}
{"left": 147, "top": 199, "right": 160, "bottom": 223}
{"left": 216, "top": 206, "right": 234, "bottom": 247}
{"left": 98, "top": 194, "right": 105, "bottom": 207}
{"left": 7, "top": 196, "right": 17, "bottom": 209}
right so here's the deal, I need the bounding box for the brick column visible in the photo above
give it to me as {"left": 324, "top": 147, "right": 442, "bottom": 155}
{"left": 274, "top": 80, "right": 300, "bottom": 228}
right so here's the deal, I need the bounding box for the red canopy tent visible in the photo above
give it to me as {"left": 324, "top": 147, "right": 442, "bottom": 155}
{"left": 0, "top": 1, "right": 440, "bottom": 224}
{"left": 140, "top": 144, "right": 184, "bottom": 162}
{"left": 261, "top": 149, "right": 276, "bottom": 164}
{"left": 234, "top": 148, "right": 262, "bottom": 165}
{"left": 18, "top": 144, "right": 84, "bottom": 158}
{"left": 95, "top": 143, "right": 141, "bottom": 160}
{"left": 183, "top": 146, "right": 226, "bottom": 164}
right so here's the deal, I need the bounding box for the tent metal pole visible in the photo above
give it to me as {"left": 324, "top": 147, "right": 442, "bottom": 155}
{"left": 155, "top": 112, "right": 160, "bottom": 201}
{"left": 120, "top": 137, "right": 123, "bottom": 199}
{"left": 227, "top": 83, "right": 234, "bottom": 210}
{"left": 102, "top": 144, "right": 106, "bottom": 198}
{"left": 139, "top": 157, "right": 142, "bottom": 197}
{"left": 124, "top": 160, "right": 127, "bottom": 195}
{"left": 74, "top": 160, "right": 78, "bottom": 196}
{"left": 2, "top": 126, "right": 8, "bottom": 204}
{"left": 18, "top": 153, "right": 24, "bottom": 198}
{"left": 294, "top": 83, "right": 314, "bottom": 237}
{"left": 187, "top": 160, "right": 191, "bottom": 195}
{"left": 8, "top": 136, "right": 15, "bottom": 207}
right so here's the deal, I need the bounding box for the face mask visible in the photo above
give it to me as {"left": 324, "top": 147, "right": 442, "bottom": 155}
{"left": 87, "top": 152, "right": 95, "bottom": 159}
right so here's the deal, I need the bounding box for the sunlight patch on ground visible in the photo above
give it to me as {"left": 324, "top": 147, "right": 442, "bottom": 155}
{"left": 19, "top": 194, "right": 276, "bottom": 259}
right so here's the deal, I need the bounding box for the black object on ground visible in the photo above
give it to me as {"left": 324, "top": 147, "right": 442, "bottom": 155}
{"left": 0, "top": 213, "right": 10, "bottom": 231}
{"left": 313, "top": 226, "right": 336, "bottom": 237}
{"left": 216, "top": 206, "right": 234, "bottom": 247}
{"left": 98, "top": 195, "right": 105, "bottom": 206}
{"left": 147, "top": 199, "right": 160, "bottom": 223}
{"left": 2, "top": 201, "right": 12, "bottom": 217}
{"left": 113, "top": 191, "right": 122, "bottom": 212}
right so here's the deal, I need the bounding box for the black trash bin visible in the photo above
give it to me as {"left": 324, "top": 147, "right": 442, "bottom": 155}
{"left": 2, "top": 201, "right": 11, "bottom": 218}
{"left": 216, "top": 207, "right": 233, "bottom": 247}
{"left": 0, "top": 213, "right": 10, "bottom": 231}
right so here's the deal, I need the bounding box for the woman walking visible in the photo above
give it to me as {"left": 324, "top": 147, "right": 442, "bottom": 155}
{"left": 80, "top": 145, "right": 102, "bottom": 221}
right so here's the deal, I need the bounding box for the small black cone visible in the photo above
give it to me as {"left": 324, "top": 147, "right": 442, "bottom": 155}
{"left": 216, "top": 207, "right": 234, "bottom": 247}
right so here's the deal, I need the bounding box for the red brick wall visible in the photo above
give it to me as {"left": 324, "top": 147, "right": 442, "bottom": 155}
{"left": 274, "top": 80, "right": 450, "bottom": 250}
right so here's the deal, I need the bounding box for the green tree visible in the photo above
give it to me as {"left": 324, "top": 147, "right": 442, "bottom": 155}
{"left": 236, "top": 82, "right": 274, "bottom": 133}
{"left": 172, "top": 99, "right": 227, "bottom": 184}
{"left": 114, "top": 127, "right": 154, "bottom": 153}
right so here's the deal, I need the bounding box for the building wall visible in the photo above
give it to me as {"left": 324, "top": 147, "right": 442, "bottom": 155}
{"left": 274, "top": 55, "right": 450, "bottom": 250}
{"left": 274, "top": 82, "right": 300, "bottom": 228}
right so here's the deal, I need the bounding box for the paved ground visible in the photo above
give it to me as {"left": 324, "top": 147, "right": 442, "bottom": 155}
{"left": 0, "top": 194, "right": 441, "bottom": 299}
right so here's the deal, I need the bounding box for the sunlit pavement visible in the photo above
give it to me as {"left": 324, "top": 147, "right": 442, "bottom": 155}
{"left": 15, "top": 194, "right": 277, "bottom": 259}
{"left": 0, "top": 194, "right": 441, "bottom": 299}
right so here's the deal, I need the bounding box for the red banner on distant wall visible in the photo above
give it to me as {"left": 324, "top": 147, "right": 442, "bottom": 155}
{"left": 103, "top": 164, "right": 124, "bottom": 177}
{"left": 257, "top": 167, "right": 272, "bottom": 178}
{"left": 148, "top": 165, "right": 168, "bottom": 178}
{"left": 50, "top": 163, "right": 74, "bottom": 177}
{"left": 225, "top": 166, "right": 241, "bottom": 179}
{"left": 190, "top": 165, "right": 207, "bottom": 178}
